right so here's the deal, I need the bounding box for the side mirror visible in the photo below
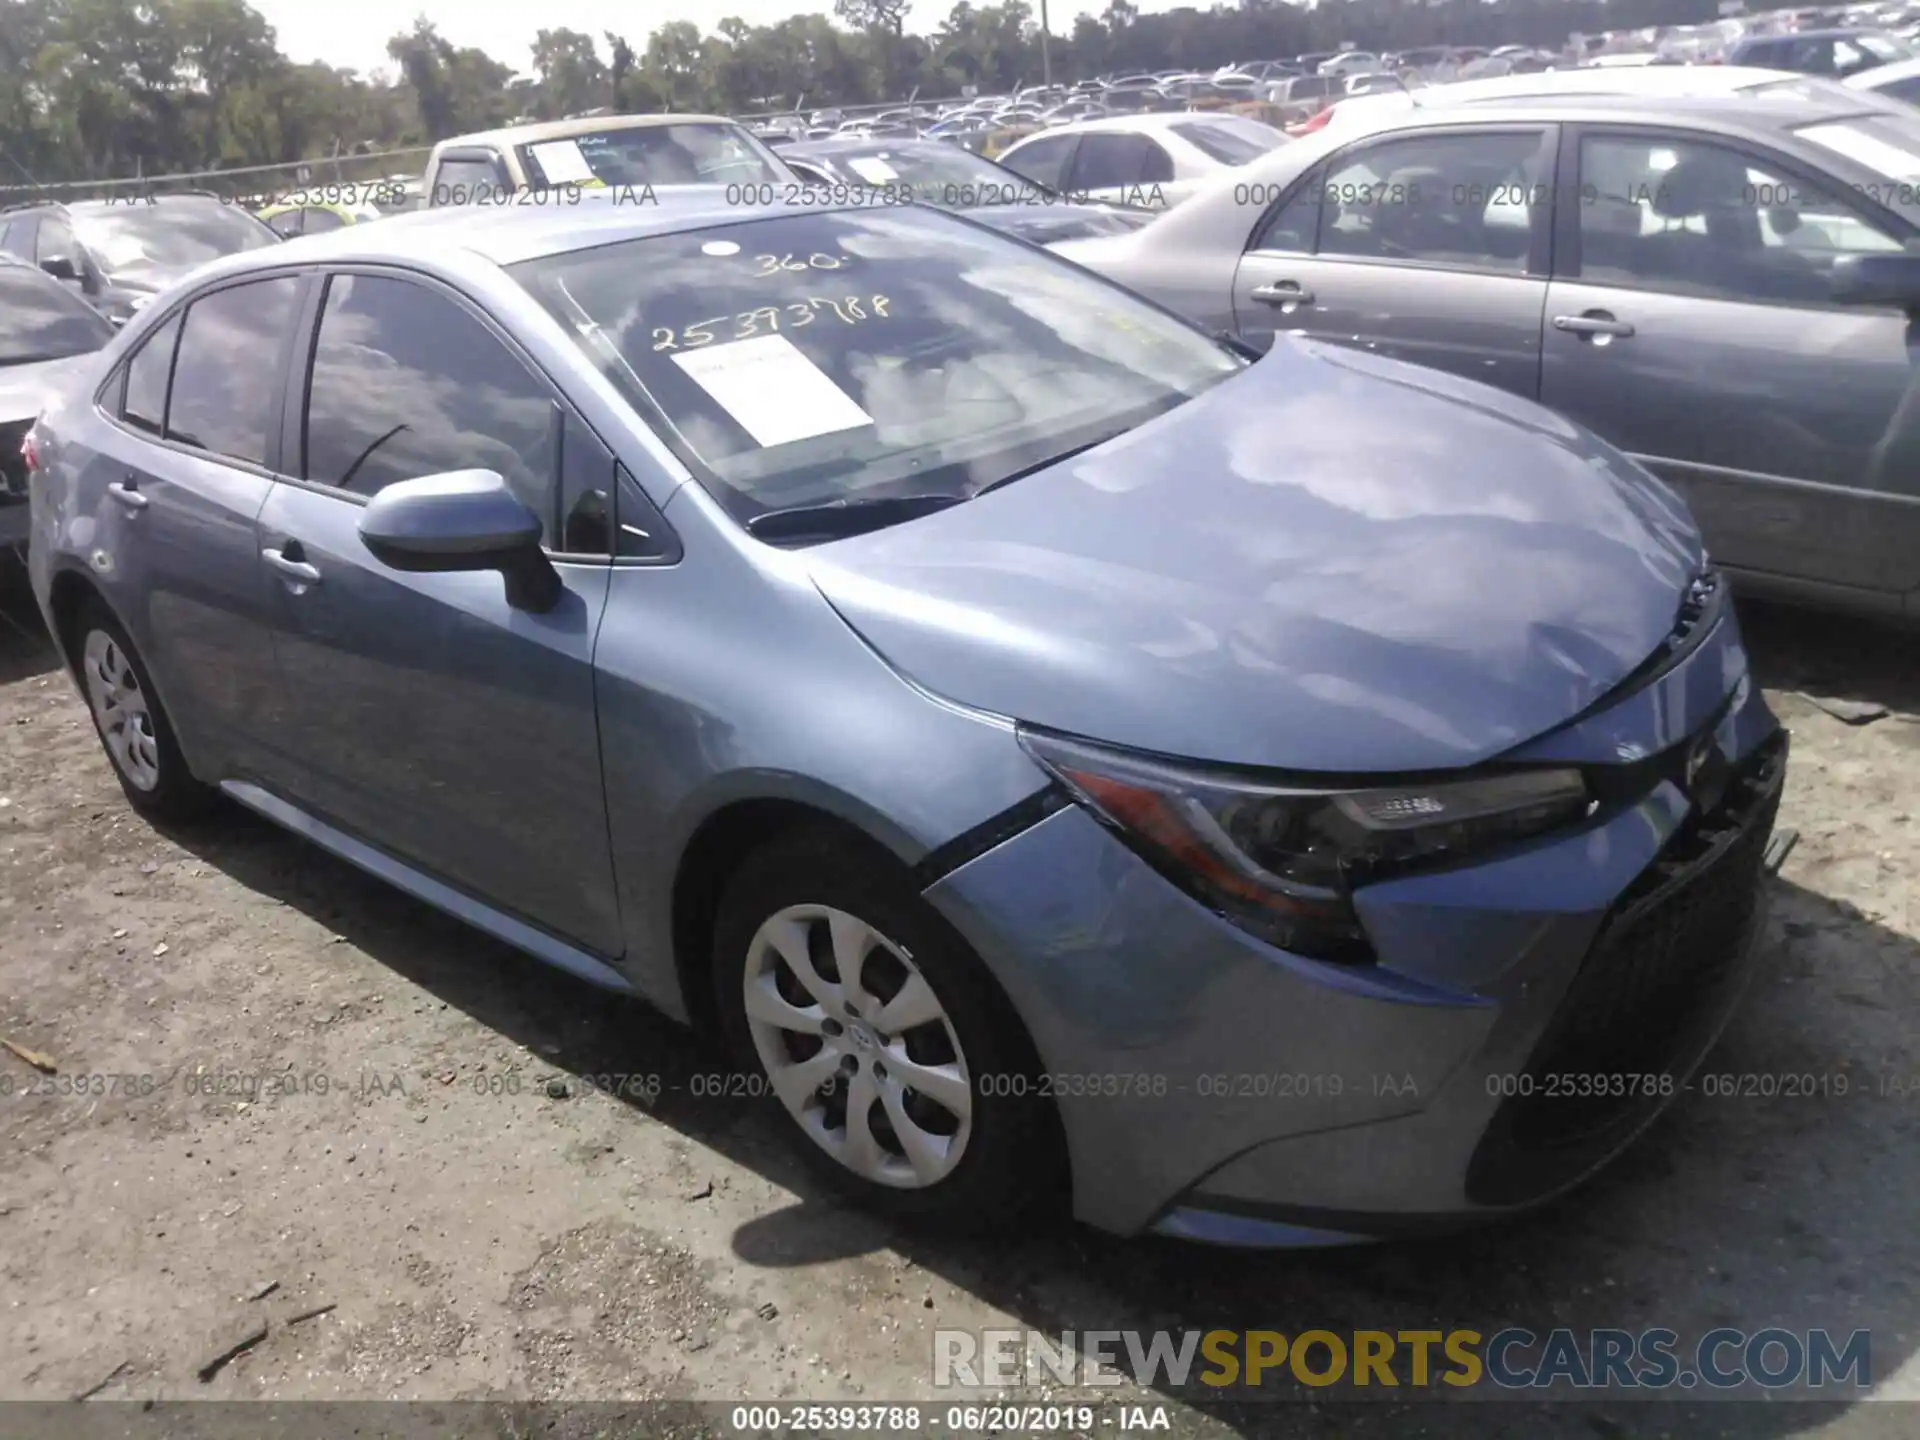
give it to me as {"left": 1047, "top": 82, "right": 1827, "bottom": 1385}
{"left": 357, "top": 469, "right": 563, "bottom": 612}
{"left": 1831, "top": 252, "right": 1920, "bottom": 312}
{"left": 40, "top": 254, "right": 80, "bottom": 282}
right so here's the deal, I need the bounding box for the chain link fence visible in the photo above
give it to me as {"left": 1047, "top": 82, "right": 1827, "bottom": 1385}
{"left": 0, "top": 145, "right": 435, "bottom": 209}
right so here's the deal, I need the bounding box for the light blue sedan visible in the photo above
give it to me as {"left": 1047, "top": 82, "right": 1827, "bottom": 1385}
{"left": 25, "top": 191, "right": 1784, "bottom": 1245}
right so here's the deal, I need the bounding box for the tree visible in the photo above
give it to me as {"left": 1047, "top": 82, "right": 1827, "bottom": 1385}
{"left": 0, "top": 0, "right": 1778, "bottom": 189}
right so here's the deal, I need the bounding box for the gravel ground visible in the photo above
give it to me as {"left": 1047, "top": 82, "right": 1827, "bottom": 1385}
{"left": 2, "top": 556, "right": 1918, "bottom": 1438}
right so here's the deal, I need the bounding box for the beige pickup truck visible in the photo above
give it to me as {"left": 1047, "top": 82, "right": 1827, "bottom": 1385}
{"left": 422, "top": 114, "right": 796, "bottom": 205}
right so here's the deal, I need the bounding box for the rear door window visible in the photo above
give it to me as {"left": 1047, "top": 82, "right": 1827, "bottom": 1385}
{"left": 121, "top": 310, "right": 183, "bottom": 437}
{"left": 999, "top": 134, "right": 1078, "bottom": 189}
{"left": 1071, "top": 134, "right": 1155, "bottom": 190}
{"left": 165, "top": 278, "right": 300, "bottom": 467}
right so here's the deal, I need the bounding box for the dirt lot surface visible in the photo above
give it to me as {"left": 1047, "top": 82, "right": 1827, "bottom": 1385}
{"left": 2, "top": 557, "right": 1919, "bottom": 1439}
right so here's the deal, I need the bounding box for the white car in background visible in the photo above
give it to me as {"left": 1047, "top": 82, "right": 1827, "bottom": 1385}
{"left": 993, "top": 112, "right": 1288, "bottom": 209}
{"left": 1300, "top": 62, "right": 1914, "bottom": 137}
{"left": 1845, "top": 54, "right": 1920, "bottom": 104}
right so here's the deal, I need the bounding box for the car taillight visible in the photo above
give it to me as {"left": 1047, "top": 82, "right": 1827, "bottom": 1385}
{"left": 1290, "top": 106, "right": 1335, "bottom": 136}
{"left": 21, "top": 430, "right": 38, "bottom": 472}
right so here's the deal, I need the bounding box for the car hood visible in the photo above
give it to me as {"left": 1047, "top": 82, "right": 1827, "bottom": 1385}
{"left": 804, "top": 340, "right": 1706, "bottom": 774}
{"left": 0, "top": 353, "right": 94, "bottom": 425}
{"left": 968, "top": 201, "right": 1158, "bottom": 243}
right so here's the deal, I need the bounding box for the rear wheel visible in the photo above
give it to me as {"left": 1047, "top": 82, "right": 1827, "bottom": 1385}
{"left": 712, "top": 829, "right": 1061, "bottom": 1228}
{"left": 71, "top": 601, "right": 216, "bottom": 823}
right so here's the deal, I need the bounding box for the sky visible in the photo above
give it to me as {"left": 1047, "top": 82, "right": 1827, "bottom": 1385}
{"left": 252, "top": 0, "right": 1188, "bottom": 78}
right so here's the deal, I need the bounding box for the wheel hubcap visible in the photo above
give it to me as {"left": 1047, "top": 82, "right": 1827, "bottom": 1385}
{"left": 81, "top": 629, "right": 160, "bottom": 792}
{"left": 742, "top": 904, "right": 972, "bottom": 1189}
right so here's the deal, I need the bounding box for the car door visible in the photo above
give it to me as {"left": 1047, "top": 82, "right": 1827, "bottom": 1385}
{"left": 1231, "top": 123, "right": 1556, "bottom": 399}
{"left": 81, "top": 277, "right": 300, "bottom": 783}
{"left": 1538, "top": 125, "right": 1920, "bottom": 600}
{"left": 256, "top": 268, "right": 622, "bottom": 955}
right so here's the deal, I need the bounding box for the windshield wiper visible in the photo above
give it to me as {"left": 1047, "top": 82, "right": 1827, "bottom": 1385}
{"left": 969, "top": 431, "right": 1125, "bottom": 500}
{"left": 745, "top": 430, "right": 1135, "bottom": 541}
{"left": 744, "top": 491, "right": 969, "bottom": 542}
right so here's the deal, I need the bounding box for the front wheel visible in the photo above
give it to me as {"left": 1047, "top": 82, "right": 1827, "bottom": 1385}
{"left": 712, "top": 829, "right": 1062, "bottom": 1229}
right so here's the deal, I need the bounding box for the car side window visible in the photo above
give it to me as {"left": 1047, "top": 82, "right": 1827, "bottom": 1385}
{"left": 1573, "top": 134, "right": 1903, "bottom": 306}
{"left": 1139, "top": 138, "right": 1175, "bottom": 184}
{"left": 302, "top": 273, "right": 559, "bottom": 544}
{"left": 1315, "top": 130, "right": 1547, "bottom": 273}
{"left": 165, "top": 278, "right": 299, "bottom": 467}
{"left": 301, "top": 207, "right": 348, "bottom": 234}
{"left": 1880, "top": 73, "right": 1920, "bottom": 104}
{"left": 265, "top": 211, "right": 303, "bottom": 239}
{"left": 121, "top": 310, "right": 184, "bottom": 438}
{"left": 1000, "top": 134, "right": 1077, "bottom": 190}
{"left": 558, "top": 408, "right": 614, "bottom": 556}
{"left": 1072, "top": 133, "right": 1152, "bottom": 190}
{"left": 1252, "top": 176, "right": 1324, "bottom": 253}
{"left": 432, "top": 154, "right": 508, "bottom": 202}
{"left": 35, "top": 215, "right": 74, "bottom": 268}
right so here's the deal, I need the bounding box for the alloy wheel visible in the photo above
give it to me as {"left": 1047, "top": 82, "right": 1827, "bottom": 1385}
{"left": 742, "top": 903, "right": 973, "bottom": 1189}
{"left": 81, "top": 628, "right": 161, "bottom": 792}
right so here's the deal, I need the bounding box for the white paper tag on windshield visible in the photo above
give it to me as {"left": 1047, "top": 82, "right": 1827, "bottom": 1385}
{"left": 529, "top": 139, "right": 596, "bottom": 184}
{"left": 847, "top": 155, "right": 901, "bottom": 184}
{"left": 670, "top": 334, "right": 874, "bottom": 448}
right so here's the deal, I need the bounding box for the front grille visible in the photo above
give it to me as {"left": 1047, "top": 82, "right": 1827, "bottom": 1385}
{"left": 1466, "top": 729, "right": 1786, "bottom": 1206}
{"left": 0, "top": 418, "right": 30, "bottom": 500}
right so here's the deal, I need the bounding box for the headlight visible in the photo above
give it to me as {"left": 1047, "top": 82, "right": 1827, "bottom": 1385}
{"left": 1018, "top": 727, "right": 1591, "bottom": 962}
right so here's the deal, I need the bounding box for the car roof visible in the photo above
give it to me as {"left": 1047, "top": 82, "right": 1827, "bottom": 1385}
{"left": 1373, "top": 88, "right": 1887, "bottom": 131}
{"left": 1022, "top": 112, "right": 1250, "bottom": 138}
{"left": 433, "top": 113, "right": 741, "bottom": 153}
{"left": 211, "top": 189, "right": 900, "bottom": 271}
{"left": 783, "top": 137, "right": 948, "bottom": 158}
{"left": 1848, "top": 53, "right": 1920, "bottom": 84}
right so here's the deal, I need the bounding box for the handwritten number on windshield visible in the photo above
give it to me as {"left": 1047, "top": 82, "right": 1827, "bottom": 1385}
{"left": 651, "top": 295, "right": 892, "bottom": 351}
{"left": 752, "top": 252, "right": 849, "bottom": 275}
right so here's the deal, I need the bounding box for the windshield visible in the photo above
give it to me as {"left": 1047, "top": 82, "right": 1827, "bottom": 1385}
{"left": 812, "top": 145, "right": 1050, "bottom": 204}
{"left": 0, "top": 266, "right": 114, "bottom": 364}
{"left": 516, "top": 123, "right": 786, "bottom": 189}
{"left": 1171, "top": 119, "right": 1286, "bottom": 165}
{"left": 69, "top": 202, "right": 278, "bottom": 274}
{"left": 512, "top": 207, "right": 1241, "bottom": 534}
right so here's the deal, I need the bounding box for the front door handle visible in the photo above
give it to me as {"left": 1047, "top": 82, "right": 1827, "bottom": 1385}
{"left": 107, "top": 478, "right": 148, "bottom": 510}
{"left": 262, "top": 546, "right": 321, "bottom": 586}
{"left": 1250, "top": 281, "right": 1315, "bottom": 306}
{"left": 1553, "top": 312, "right": 1635, "bottom": 339}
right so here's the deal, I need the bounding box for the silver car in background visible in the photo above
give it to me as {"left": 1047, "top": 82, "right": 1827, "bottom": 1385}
{"left": 995, "top": 113, "right": 1289, "bottom": 209}
{"left": 1055, "top": 89, "right": 1920, "bottom": 620}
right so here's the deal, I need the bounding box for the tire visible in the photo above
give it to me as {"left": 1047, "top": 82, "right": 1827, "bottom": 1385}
{"left": 68, "top": 599, "right": 217, "bottom": 823}
{"left": 712, "top": 826, "right": 1064, "bottom": 1230}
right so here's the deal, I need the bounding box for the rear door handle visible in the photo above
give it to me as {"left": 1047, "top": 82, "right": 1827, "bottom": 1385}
{"left": 1251, "top": 281, "right": 1315, "bottom": 306}
{"left": 107, "top": 478, "right": 148, "bottom": 510}
{"left": 262, "top": 546, "right": 321, "bottom": 585}
{"left": 1553, "top": 313, "right": 1635, "bottom": 338}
